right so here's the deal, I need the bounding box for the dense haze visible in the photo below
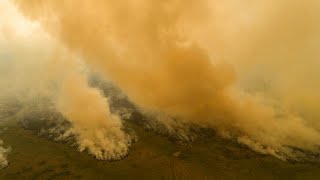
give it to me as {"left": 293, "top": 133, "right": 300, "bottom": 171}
{"left": 0, "top": 0, "right": 320, "bottom": 163}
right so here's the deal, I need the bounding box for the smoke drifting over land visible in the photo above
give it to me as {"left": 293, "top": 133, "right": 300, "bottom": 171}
{"left": 1, "top": 0, "right": 320, "bottom": 160}
{"left": 57, "top": 70, "right": 131, "bottom": 160}
{"left": 0, "top": 0, "right": 130, "bottom": 160}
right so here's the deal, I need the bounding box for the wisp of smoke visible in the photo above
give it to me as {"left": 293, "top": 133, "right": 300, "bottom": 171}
{"left": 0, "top": 140, "right": 11, "bottom": 169}
{"left": 2, "top": 0, "right": 320, "bottom": 160}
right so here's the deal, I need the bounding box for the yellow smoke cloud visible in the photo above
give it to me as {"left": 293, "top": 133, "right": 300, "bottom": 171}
{"left": 1, "top": 0, "right": 131, "bottom": 160}
{"left": 9, "top": 0, "right": 320, "bottom": 160}
{"left": 57, "top": 66, "right": 131, "bottom": 160}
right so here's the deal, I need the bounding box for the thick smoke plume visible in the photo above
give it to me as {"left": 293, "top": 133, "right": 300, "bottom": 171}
{"left": 3, "top": 0, "right": 320, "bottom": 160}
{"left": 57, "top": 69, "right": 131, "bottom": 160}
{"left": 0, "top": 0, "right": 130, "bottom": 160}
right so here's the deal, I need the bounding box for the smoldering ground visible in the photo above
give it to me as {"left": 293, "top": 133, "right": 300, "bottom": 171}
{"left": 0, "top": 0, "right": 320, "bottom": 162}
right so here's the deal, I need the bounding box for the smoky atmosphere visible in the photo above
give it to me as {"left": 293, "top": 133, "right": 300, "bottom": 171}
{"left": 1, "top": 0, "right": 320, "bottom": 179}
